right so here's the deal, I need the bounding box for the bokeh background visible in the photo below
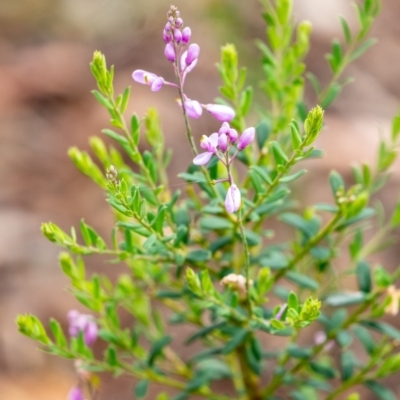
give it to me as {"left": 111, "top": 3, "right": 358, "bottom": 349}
{"left": 1, "top": 0, "right": 399, "bottom": 398}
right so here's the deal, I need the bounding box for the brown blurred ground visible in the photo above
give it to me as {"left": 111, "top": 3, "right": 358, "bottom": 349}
{"left": 0, "top": 0, "right": 399, "bottom": 399}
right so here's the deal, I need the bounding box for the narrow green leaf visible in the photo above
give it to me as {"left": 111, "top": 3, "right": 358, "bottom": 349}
{"left": 324, "top": 292, "right": 366, "bottom": 307}
{"left": 222, "top": 329, "right": 248, "bottom": 354}
{"left": 356, "top": 260, "right": 372, "bottom": 293}
{"left": 340, "top": 16, "right": 352, "bottom": 44}
{"left": 148, "top": 335, "right": 172, "bottom": 366}
{"left": 349, "top": 38, "right": 377, "bottom": 62}
{"left": 286, "top": 271, "right": 319, "bottom": 290}
{"left": 365, "top": 381, "right": 396, "bottom": 400}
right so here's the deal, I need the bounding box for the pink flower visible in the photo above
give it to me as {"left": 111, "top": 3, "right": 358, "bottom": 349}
{"left": 67, "top": 386, "right": 84, "bottom": 400}
{"left": 205, "top": 104, "right": 235, "bottom": 122}
{"left": 225, "top": 184, "right": 241, "bottom": 213}
{"left": 177, "top": 98, "right": 202, "bottom": 118}
{"left": 180, "top": 51, "right": 198, "bottom": 74}
{"left": 193, "top": 133, "right": 218, "bottom": 165}
{"left": 185, "top": 44, "right": 200, "bottom": 65}
{"left": 237, "top": 127, "right": 255, "bottom": 150}
{"left": 132, "top": 70, "right": 164, "bottom": 92}
{"left": 182, "top": 27, "right": 191, "bottom": 44}
{"left": 164, "top": 42, "right": 176, "bottom": 62}
{"left": 67, "top": 310, "right": 98, "bottom": 346}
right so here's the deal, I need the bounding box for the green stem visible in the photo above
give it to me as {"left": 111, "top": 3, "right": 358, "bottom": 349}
{"left": 238, "top": 209, "right": 253, "bottom": 317}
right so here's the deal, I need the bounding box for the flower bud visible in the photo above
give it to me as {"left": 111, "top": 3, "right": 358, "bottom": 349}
{"left": 303, "top": 105, "right": 324, "bottom": 146}
{"left": 163, "top": 29, "right": 172, "bottom": 43}
{"left": 177, "top": 99, "right": 202, "bottom": 118}
{"left": 228, "top": 128, "right": 238, "bottom": 143}
{"left": 185, "top": 43, "right": 200, "bottom": 65}
{"left": 182, "top": 27, "right": 191, "bottom": 44}
{"left": 205, "top": 104, "right": 235, "bottom": 122}
{"left": 218, "top": 133, "right": 228, "bottom": 152}
{"left": 218, "top": 122, "right": 230, "bottom": 135}
{"left": 174, "top": 29, "right": 182, "bottom": 43}
{"left": 180, "top": 51, "right": 197, "bottom": 73}
{"left": 237, "top": 127, "right": 255, "bottom": 150}
{"left": 164, "top": 42, "right": 176, "bottom": 62}
{"left": 67, "top": 386, "right": 84, "bottom": 400}
{"left": 164, "top": 22, "right": 172, "bottom": 32}
{"left": 220, "top": 273, "right": 253, "bottom": 297}
{"left": 225, "top": 184, "right": 241, "bottom": 213}
{"left": 175, "top": 17, "right": 183, "bottom": 28}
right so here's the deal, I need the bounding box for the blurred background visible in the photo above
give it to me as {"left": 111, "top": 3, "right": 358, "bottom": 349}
{"left": 1, "top": 0, "right": 399, "bottom": 398}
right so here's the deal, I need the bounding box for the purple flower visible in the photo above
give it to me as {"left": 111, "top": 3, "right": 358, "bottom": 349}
{"left": 225, "top": 184, "right": 241, "bottom": 213}
{"left": 163, "top": 29, "right": 172, "bottom": 43}
{"left": 185, "top": 44, "right": 200, "bottom": 65}
{"left": 218, "top": 122, "right": 230, "bottom": 135}
{"left": 218, "top": 133, "right": 228, "bottom": 152}
{"left": 175, "top": 18, "right": 183, "bottom": 28}
{"left": 180, "top": 51, "right": 197, "bottom": 74}
{"left": 164, "top": 42, "right": 176, "bottom": 62}
{"left": 67, "top": 386, "right": 84, "bottom": 400}
{"left": 132, "top": 70, "right": 164, "bottom": 92}
{"left": 228, "top": 128, "right": 238, "bottom": 143}
{"left": 164, "top": 22, "right": 172, "bottom": 32}
{"left": 205, "top": 104, "right": 235, "bottom": 122}
{"left": 178, "top": 99, "right": 202, "bottom": 118}
{"left": 182, "top": 27, "right": 191, "bottom": 44}
{"left": 174, "top": 29, "right": 182, "bottom": 43}
{"left": 237, "top": 127, "right": 255, "bottom": 150}
{"left": 193, "top": 133, "right": 218, "bottom": 165}
{"left": 68, "top": 310, "right": 98, "bottom": 346}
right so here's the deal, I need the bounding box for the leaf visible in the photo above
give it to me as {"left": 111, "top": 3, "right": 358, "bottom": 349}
{"left": 256, "top": 120, "right": 271, "bottom": 149}
{"left": 186, "top": 249, "right": 211, "bottom": 263}
{"left": 195, "top": 358, "right": 232, "bottom": 380}
{"left": 329, "top": 170, "right": 345, "bottom": 196}
{"left": 280, "top": 169, "right": 307, "bottom": 183}
{"left": 349, "top": 38, "right": 377, "bottom": 62}
{"left": 199, "top": 217, "right": 232, "bottom": 230}
{"left": 321, "top": 83, "right": 342, "bottom": 109}
{"left": 337, "top": 208, "right": 375, "bottom": 230}
{"left": 356, "top": 260, "right": 372, "bottom": 293}
{"left": 340, "top": 16, "right": 352, "bottom": 44}
{"left": 286, "top": 271, "right": 319, "bottom": 290}
{"left": 364, "top": 381, "right": 397, "bottom": 400}
{"left": 360, "top": 321, "right": 400, "bottom": 341}
{"left": 92, "top": 90, "right": 113, "bottom": 109}
{"left": 310, "top": 361, "right": 337, "bottom": 379}
{"left": 134, "top": 380, "right": 149, "bottom": 399}
{"left": 221, "top": 329, "right": 248, "bottom": 354}
{"left": 340, "top": 351, "right": 356, "bottom": 381}
{"left": 324, "top": 292, "right": 366, "bottom": 307}
{"left": 250, "top": 165, "right": 272, "bottom": 185}
{"left": 352, "top": 325, "right": 375, "bottom": 355}
{"left": 148, "top": 335, "right": 172, "bottom": 366}
{"left": 306, "top": 73, "right": 321, "bottom": 96}
{"left": 270, "top": 141, "right": 289, "bottom": 165}
{"left": 186, "top": 322, "right": 226, "bottom": 345}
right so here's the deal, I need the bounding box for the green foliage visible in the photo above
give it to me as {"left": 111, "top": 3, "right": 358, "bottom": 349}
{"left": 16, "top": 1, "right": 400, "bottom": 400}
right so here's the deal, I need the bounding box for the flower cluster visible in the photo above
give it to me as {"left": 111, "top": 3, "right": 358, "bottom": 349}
{"left": 132, "top": 5, "right": 235, "bottom": 122}
{"left": 193, "top": 122, "right": 255, "bottom": 213}
{"left": 220, "top": 273, "right": 253, "bottom": 297}
{"left": 67, "top": 310, "right": 98, "bottom": 346}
